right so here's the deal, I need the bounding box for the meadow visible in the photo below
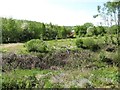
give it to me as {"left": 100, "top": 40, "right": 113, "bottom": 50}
{"left": 1, "top": 35, "right": 119, "bottom": 88}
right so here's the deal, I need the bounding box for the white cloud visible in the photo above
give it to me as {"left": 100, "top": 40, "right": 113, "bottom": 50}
{"left": 0, "top": 0, "right": 102, "bottom": 26}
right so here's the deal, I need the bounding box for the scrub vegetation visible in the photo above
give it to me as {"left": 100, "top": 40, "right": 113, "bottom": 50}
{"left": 1, "top": 1, "right": 120, "bottom": 89}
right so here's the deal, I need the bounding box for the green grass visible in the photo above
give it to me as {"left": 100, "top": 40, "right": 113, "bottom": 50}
{"left": 0, "top": 39, "right": 77, "bottom": 53}
{"left": 1, "top": 36, "right": 119, "bottom": 88}
{"left": 2, "top": 66, "right": 118, "bottom": 88}
{"left": 90, "top": 66, "right": 118, "bottom": 88}
{"left": 2, "top": 69, "right": 60, "bottom": 78}
{"left": 1, "top": 35, "right": 117, "bottom": 53}
{"left": 46, "top": 38, "right": 77, "bottom": 50}
{"left": 2, "top": 69, "right": 62, "bottom": 88}
{"left": 0, "top": 43, "right": 26, "bottom": 54}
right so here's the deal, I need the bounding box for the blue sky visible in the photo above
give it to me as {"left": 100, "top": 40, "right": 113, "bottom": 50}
{"left": 0, "top": 0, "right": 110, "bottom": 26}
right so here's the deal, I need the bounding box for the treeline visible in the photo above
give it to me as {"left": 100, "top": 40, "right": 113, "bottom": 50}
{"left": 1, "top": 17, "right": 118, "bottom": 43}
{"left": 1, "top": 18, "right": 72, "bottom": 43}
{"left": 74, "top": 23, "right": 118, "bottom": 37}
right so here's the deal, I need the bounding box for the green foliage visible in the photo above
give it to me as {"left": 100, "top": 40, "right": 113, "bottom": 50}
{"left": 95, "top": 26, "right": 106, "bottom": 36}
{"left": 108, "top": 25, "right": 118, "bottom": 34}
{"left": 86, "top": 26, "right": 97, "bottom": 36}
{"left": 74, "top": 22, "right": 94, "bottom": 37}
{"left": 99, "top": 51, "right": 119, "bottom": 66}
{"left": 83, "top": 22, "right": 94, "bottom": 28}
{"left": 74, "top": 25, "right": 87, "bottom": 37}
{"left": 76, "top": 38, "right": 83, "bottom": 48}
{"left": 94, "top": 1, "right": 120, "bottom": 27}
{"left": 90, "top": 67, "right": 118, "bottom": 88}
{"left": 2, "top": 74, "right": 38, "bottom": 89}
{"left": 2, "top": 17, "right": 76, "bottom": 43}
{"left": 60, "top": 26, "right": 68, "bottom": 39}
{"left": 25, "top": 39, "right": 47, "bottom": 52}
{"left": 2, "top": 69, "right": 60, "bottom": 89}
{"left": 83, "top": 38, "right": 94, "bottom": 48}
{"left": 111, "top": 53, "right": 119, "bottom": 65}
{"left": 99, "top": 52, "right": 106, "bottom": 61}
{"left": 76, "top": 38, "right": 100, "bottom": 51}
{"left": 83, "top": 38, "right": 100, "bottom": 51}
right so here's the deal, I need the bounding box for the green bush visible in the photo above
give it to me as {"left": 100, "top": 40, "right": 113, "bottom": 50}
{"left": 99, "top": 52, "right": 116, "bottom": 65}
{"left": 76, "top": 38, "right": 100, "bottom": 51}
{"left": 76, "top": 38, "right": 83, "bottom": 48}
{"left": 83, "top": 38, "right": 94, "bottom": 48}
{"left": 86, "top": 26, "right": 96, "bottom": 36}
{"left": 111, "top": 53, "right": 119, "bottom": 66}
{"left": 25, "top": 39, "right": 47, "bottom": 52}
{"left": 83, "top": 38, "right": 100, "bottom": 51}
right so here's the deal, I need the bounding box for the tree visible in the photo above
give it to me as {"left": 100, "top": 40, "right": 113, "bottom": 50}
{"left": 94, "top": 1, "right": 120, "bottom": 26}
{"left": 83, "top": 23, "right": 94, "bottom": 28}
{"left": 86, "top": 26, "right": 97, "bottom": 36}
{"left": 78, "top": 25, "right": 87, "bottom": 37}
{"left": 74, "top": 23, "right": 94, "bottom": 37}
{"left": 95, "top": 26, "right": 106, "bottom": 36}
{"left": 60, "top": 26, "right": 67, "bottom": 39}
{"left": 41, "top": 23, "right": 46, "bottom": 40}
{"left": 109, "top": 25, "right": 118, "bottom": 34}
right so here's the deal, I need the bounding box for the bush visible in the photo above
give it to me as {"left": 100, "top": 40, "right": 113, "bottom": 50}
{"left": 99, "top": 52, "right": 106, "bottom": 61}
{"left": 98, "top": 51, "right": 119, "bottom": 66}
{"left": 83, "top": 38, "right": 100, "bottom": 51}
{"left": 25, "top": 39, "right": 47, "bottom": 52}
{"left": 86, "top": 26, "right": 96, "bottom": 36}
{"left": 110, "top": 53, "right": 119, "bottom": 66}
{"left": 91, "top": 44, "right": 100, "bottom": 52}
{"left": 76, "top": 38, "right": 100, "bottom": 51}
{"left": 76, "top": 38, "right": 83, "bottom": 48}
{"left": 83, "top": 38, "right": 94, "bottom": 48}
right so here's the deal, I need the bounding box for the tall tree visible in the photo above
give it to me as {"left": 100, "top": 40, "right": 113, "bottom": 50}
{"left": 94, "top": 1, "right": 120, "bottom": 26}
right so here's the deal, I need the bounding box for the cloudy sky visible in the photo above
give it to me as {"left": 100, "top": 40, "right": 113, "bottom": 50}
{"left": 0, "top": 0, "right": 110, "bottom": 26}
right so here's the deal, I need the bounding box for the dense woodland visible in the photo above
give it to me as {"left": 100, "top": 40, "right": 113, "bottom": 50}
{"left": 1, "top": 17, "right": 119, "bottom": 43}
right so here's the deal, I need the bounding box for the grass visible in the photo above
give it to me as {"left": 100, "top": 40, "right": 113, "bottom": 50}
{"left": 0, "top": 43, "right": 25, "bottom": 53}
{"left": 2, "top": 69, "right": 60, "bottom": 78}
{"left": 2, "top": 66, "right": 119, "bottom": 88}
{"left": 1, "top": 36, "right": 119, "bottom": 88}
{"left": 0, "top": 38, "right": 77, "bottom": 53}
{"left": 46, "top": 38, "right": 77, "bottom": 50}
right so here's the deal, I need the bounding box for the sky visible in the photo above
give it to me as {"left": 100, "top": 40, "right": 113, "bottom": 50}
{"left": 0, "top": 0, "right": 110, "bottom": 26}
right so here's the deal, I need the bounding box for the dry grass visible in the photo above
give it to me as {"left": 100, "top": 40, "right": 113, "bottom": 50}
{"left": 0, "top": 43, "right": 24, "bottom": 53}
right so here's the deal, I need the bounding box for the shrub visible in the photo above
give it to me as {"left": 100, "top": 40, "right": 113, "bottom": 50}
{"left": 99, "top": 52, "right": 114, "bottom": 65}
{"left": 76, "top": 38, "right": 100, "bottom": 51}
{"left": 86, "top": 26, "right": 96, "bottom": 36}
{"left": 83, "top": 38, "right": 100, "bottom": 51}
{"left": 83, "top": 38, "right": 94, "bottom": 48}
{"left": 91, "top": 44, "right": 100, "bottom": 52}
{"left": 25, "top": 39, "right": 47, "bottom": 52}
{"left": 110, "top": 53, "right": 119, "bottom": 66}
{"left": 76, "top": 38, "right": 83, "bottom": 48}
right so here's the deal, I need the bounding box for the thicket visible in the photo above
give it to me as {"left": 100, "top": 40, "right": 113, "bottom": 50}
{"left": 25, "top": 39, "right": 47, "bottom": 52}
{"left": 1, "top": 18, "right": 74, "bottom": 43}
{"left": 76, "top": 38, "right": 100, "bottom": 51}
{"left": 2, "top": 17, "right": 118, "bottom": 43}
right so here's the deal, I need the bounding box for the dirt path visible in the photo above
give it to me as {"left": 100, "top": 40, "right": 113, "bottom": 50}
{"left": 0, "top": 43, "right": 24, "bottom": 48}
{"left": 0, "top": 43, "right": 24, "bottom": 53}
